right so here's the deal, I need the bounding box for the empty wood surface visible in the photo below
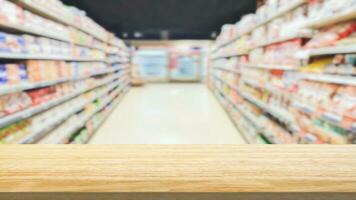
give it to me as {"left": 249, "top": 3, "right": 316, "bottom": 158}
{"left": 0, "top": 145, "right": 355, "bottom": 196}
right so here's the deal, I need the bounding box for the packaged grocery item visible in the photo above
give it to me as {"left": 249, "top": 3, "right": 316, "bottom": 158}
{"left": 0, "top": 119, "right": 31, "bottom": 144}
{"left": 305, "top": 22, "right": 356, "bottom": 49}
{"left": 27, "top": 86, "right": 57, "bottom": 105}
{"left": 0, "top": 92, "right": 32, "bottom": 115}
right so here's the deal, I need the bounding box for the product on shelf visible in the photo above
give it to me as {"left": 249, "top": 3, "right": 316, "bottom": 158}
{"left": 214, "top": 24, "right": 237, "bottom": 47}
{"left": 0, "top": 31, "right": 107, "bottom": 60}
{"left": 0, "top": 60, "right": 111, "bottom": 88}
{"left": 0, "top": 63, "right": 27, "bottom": 84}
{"left": 301, "top": 54, "right": 356, "bottom": 75}
{"left": 0, "top": 76, "right": 122, "bottom": 144}
{"left": 0, "top": 119, "right": 31, "bottom": 144}
{"left": 304, "top": 21, "right": 356, "bottom": 49}
{"left": 0, "top": 92, "right": 32, "bottom": 116}
{"left": 307, "top": 0, "right": 356, "bottom": 22}
{"left": 0, "top": 0, "right": 110, "bottom": 45}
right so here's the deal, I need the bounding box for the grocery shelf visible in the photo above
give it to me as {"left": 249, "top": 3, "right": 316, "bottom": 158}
{"left": 239, "top": 0, "right": 307, "bottom": 36}
{"left": 0, "top": 21, "right": 71, "bottom": 43}
{"left": 213, "top": 75, "right": 239, "bottom": 91}
{"left": 65, "top": 82, "right": 130, "bottom": 144}
{"left": 11, "top": 0, "right": 108, "bottom": 43}
{"left": 212, "top": 87, "right": 258, "bottom": 144}
{"left": 212, "top": 84, "right": 280, "bottom": 144}
{"left": 242, "top": 63, "right": 298, "bottom": 71}
{"left": 292, "top": 101, "right": 316, "bottom": 114}
{"left": 299, "top": 73, "right": 356, "bottom": 86}
{"left": 0, "top": 18, "right": 107, "bottom": 52}
{"left": 322, "top": 112, "right": 345, "bottom": 128}
{"left": 11, "top": 0, "right": 72, "bottom": 28}
{"left": 293, "top": 101, "right": 355, "bottom": 133}
{"left": 211, "top": 52, "right": 248, "bottom": 60}
{"left": 0, "top": 66, "right": 123, "bottom": 96}
{"left": 304, "top": 8, "right": 356, "bottom": 29}
{"left": 75, "top": 43, "right": 108, "bottom": 52}
{"left": 0, "top": 73, "right": 125, "bottom": 129}
{"left": 214, "top": 75, "right": 294, "bottom": 125}
{"left": 210, "top": 0, "right": 355, "bottom": 144}
{"left": 214, "top": 87, "right": 283, "bottom": 144}
{"left": 307, "top": 45, "right": 356, "bottom": 57}
{"left": 29, "top": 78, "right": 129, "bottom": 144}
{"left": 0, "top": 78, "right": 70, "bottom": 96}
{"left": 0, "top": 52, "right": 107, "bottom": 62}
{"left": 248, "top": 33, "right": 313, "bottom": 50}
{"left": 213, "top": 66, "right": 240, "bottom": 74}
{"left": 84, "top": 85, "right": 130, "bottom": 144}
{"left": 40, "top": 80, "right": 130, "bottom": 144}
{"left": 215, "top": 0, "right": 307, "bottom": 49}
{"left": 109, "top": 60, "right": 131, "bottom": 64}
{"left": 218, "top": 88, "right": 262, "bottom": 130}
{"left": 239, "top": 91, "right": 294, "bottom": 124}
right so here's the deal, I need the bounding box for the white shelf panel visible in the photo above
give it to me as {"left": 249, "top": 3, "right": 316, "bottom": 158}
{"left": 0, "top": 19, "right": 107, "bottom": 52}
{"left": 242, "top": 63, "right": 298, "bottom": 71}
{"left": 0, "top": 21, "right": 71, "bottom": 43}
{"left": 249, "top": 33, "right": 313, "bottom": 50}
{"left": 0, "top": 52, "right": 107, "bottom": 62}
{"left": 211, "top": 52, "right": 248, "bottom": 60}
{"left": 0, "top": 73, "right": 125, "bottom": 129}
{"left": 0, "top": 78, "right": 70, "bottom": 96}
{"left": 300, "top": 73, "right": 356, "bottom": 86}
{"left": 0, "top": 66, "right": 123, "bottom": 96}
{"left": 308, "top": 45, "right": 356, "bottom": 57}
{"left": 304, "top": 8, "right": 356, "bottom": 29}
{"left": 213, "top": 67, "right": 240, "bottom": 74}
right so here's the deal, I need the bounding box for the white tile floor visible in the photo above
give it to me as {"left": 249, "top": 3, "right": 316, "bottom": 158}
{"left": 90, "top": 83, "right": 246, "bottom": 144}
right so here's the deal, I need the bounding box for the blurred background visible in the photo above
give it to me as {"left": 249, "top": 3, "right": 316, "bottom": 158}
{"left": 0, "top": 0, "right": 355, "bottom": 144}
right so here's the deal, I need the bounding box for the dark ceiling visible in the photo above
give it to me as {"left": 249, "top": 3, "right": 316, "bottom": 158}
{"left": 61, "top": 0, "right": 256, "bottom": 40}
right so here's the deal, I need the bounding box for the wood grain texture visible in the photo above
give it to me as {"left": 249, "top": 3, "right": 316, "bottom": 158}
{"left": 0, "top": 145, "right": 356, "bottom": 194}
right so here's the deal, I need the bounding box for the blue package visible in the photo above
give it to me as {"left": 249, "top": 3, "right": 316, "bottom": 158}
{"left": 19, "top": 64, "right": 28, "bottom": 80}
{"left": 0, "top": 32, "right": 8, "bottom": 52}
{"left": 0, "top": 64, "right": 7, "bottom": 85}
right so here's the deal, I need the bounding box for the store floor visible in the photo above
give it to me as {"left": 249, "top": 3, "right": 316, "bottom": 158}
{"left": 90, "top": 83, "right": 246, "bottom": 144}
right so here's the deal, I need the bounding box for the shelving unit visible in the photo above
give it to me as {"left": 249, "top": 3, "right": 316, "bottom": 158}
{"left": 0, "top": 52, "right": 108, "bottom": 62}
{"left": 299, "top": 73, "right": 356, "bottom": 87}
{"left": 304, "top": 7, "right": 356, "bottom": 29}
{"left": 213, "top": 66, "right": 240, "bottom": 74}
{"left": 0, "top": 66, "right": 125, "bottom": 96}
{"left": 0, "top": 0, "right": 131, "bottom": 144}
{"left": 209, "top": 0, "right": 356, "bottom": 144}
{"left": 307, "top": 45, "right": 356, "bottom": 57}
{"left": 38, "top": 79, "right": 130, "bottom": 144}
{"left": 211, "top": 52, "right": 248, "bottom": 60}
{"left": 242, "top": 63, "right": 298, "bottom": 71}
{"left": 214, "top": 0, "right": 307, "bottom": 50}
{"left": 247, "top": 33, "right": 313, "bottom": 51}
{"left": 9, "top": 0, "right": 108, "bottom": 42}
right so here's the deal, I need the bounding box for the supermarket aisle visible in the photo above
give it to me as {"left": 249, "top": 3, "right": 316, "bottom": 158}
{"left": 90, "top": 83, "right": 246, "bottom": 144}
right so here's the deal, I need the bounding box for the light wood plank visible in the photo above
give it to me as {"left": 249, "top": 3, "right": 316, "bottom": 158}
{"left": 0, "top": 145, "right": 355, "bottom": 199}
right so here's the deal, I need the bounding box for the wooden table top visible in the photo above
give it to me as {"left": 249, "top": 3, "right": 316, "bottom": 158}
{"left": 0, "top": 145, "right": 355, "bottom": 200}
